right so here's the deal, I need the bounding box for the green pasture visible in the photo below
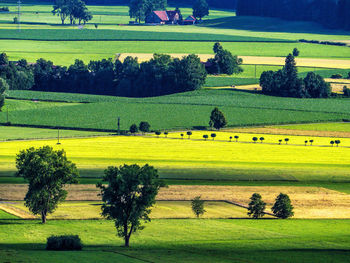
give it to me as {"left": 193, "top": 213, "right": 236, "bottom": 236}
{"left": 2, "top": 40, "right": 350, "bottom": 66}
{"left": 0, "top": 126, "right": 109, "bottom": 141}
{"left": 0, "top": 218, "right": 349, "bottom": 262}
{"left": 275, "top": 122, "right": 350, "bottom": 132}
{"left": 3, "top": 89, "right": 350, "bottom": 132}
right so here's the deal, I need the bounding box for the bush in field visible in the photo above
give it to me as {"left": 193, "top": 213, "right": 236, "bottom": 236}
{"left": 259, "top": 137, "right": 265, "bottom": 143}
{"left": 191, "top": 196, "right": 206, "bottom": 218}
{"left": 211, "top": 133, "right": 216, "bottom": 140}
{"left": 97, "top": 164, "right": 164, "bottom": 247}
{"left": 272, "top": 193, "right": 294, "bottom": 219}
{"left": 292, "top": 48, "right": 300, "bottom": 57}
{"left": 252, "top": 137, "right": 258, "bottom": 143}
{"left": 330, "top": 140, "right": 335, "bottom": 147}
{"left": 203, "top": 135, "right": 208, "bottom": 141}
{"left": 234, "top": 135, "right": 239, "bottom": 142}
{"left": 164, "top": 131, "right": 168, "bottom": 138}
{"left": 139, "top": 121, "right": 150, "bottom": 134}
{"left": 285, "top": 138, "right": 289, "bottom": 144}
{"left": 155, "top": 131, "right": 161, "bottom": 137}
{"left": 46, "top": 235, "right": 83, "bottom": 250}
{"left": 247, "top": 193, "right": 266, "bottom": 219}
{"left": 209, "top": 107, "right": 227, "bottom": 130}
{"left": 331, "top": 74, "right": 343, "bottom": 79}
{"left": 335, "top": 140, "right": 341, "bottom": 147}
{"left": 15, "top": 146, "right": 79, "bottom": 223}
{"left": 343, "top": 86, "right": 350, "bottom": 97}
{"left": 129, "top": 124, "right": 138, "bottom": 135}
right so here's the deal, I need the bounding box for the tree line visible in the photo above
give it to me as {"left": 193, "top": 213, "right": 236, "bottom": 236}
{"left": 236, "top": 0, "right": 350, "bottom": 30}
{"left": 260, "top": 53, "right": 331, "bottom": 98}
{"left": 0, "top": 53, "right": 207, "bottom": 98}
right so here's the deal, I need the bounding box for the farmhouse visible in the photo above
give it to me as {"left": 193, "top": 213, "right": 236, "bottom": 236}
{"left": 145, "top": 10, "right": 180, "bottom": 24}
{"left": 182, "top": 15, "right": 196, "bottom": 25}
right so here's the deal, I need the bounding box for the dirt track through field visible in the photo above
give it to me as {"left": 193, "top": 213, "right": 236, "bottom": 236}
{"left": 119, "top": 53, "right": 350, "bottom": 69}
{"left": 1, "top": 184, "right": 350, "bottom": 219}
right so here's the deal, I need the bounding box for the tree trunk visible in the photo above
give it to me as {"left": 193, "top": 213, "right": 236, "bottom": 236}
{"left": 124, "top": 236, "right": 130, "bottom": 247}
{"left": 41, "top": 211, "right": 47, "bottom": 224}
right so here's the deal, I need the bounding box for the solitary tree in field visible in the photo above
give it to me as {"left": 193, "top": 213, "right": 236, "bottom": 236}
{"left": 259, "top": 137, "right": 265, "bottom": 143}
{"left": 292, "top": 48, "right": 300, "bottom": 57}
{"left": 187, "top": 131, "right": 192, "bottom": 139}
{"left": 155, "top": 131, "right": 161, "bottom": 138}
{"left": 285, "top": 138, "right": 289, "bottom": 145}
{"left": 0, "top": 78, "right": 9, "bottom": 111}
{"left": 330, "top": 140, "right": 335, "bottom": 147}
{"left": 211, "top": 133, "right": 216, "bottom": 141}
{"left": 335, "top": 140, "right": 341, "bottom": 147}
{"left": 209, "top": 107, "right": 227, "bottom": 130}
{"left": 203, "top": 134, "right": 208, "bottom": 141}
{"left": 279, "top": 139, "right": 282, "bottom": 145}
{"left": 247, "top": 193, "right": 266, "bottom": 219}
{"left": 97, "top": 164, "right": 164, "bottom": 247}
{"left": 272, "top": 193, "right": 294, "bottom": 219}
{"left": 234, "top": 135, "right": 239, "bottom": 142}
{"left": 304, "top": 140, "right": 308, "bottom": 146}
{"left": 191, "top": 196, "right": 206, "bottom": 218}
{"left": 229, "top": 136, "right": 232, "bottom": 142}
{"left": 192, "top": 0, "right": 209, "bottom": 21}
{"left": 139, "top": 121, "right": 150, "bottom": 134}
{"left": 309, "top": 140, "right": 314, "bottom": 146}
{"left": 252, "top": 137, "right": 258, "bottom": 143}
{"left": 181, "top": 133, "right": 184, "bottom": 139}
{"left": 164, "top": 131, "right": 168, "bottom": 138}
{"left": 16, "top": 146, "right": 79, "bottom": 223}
{"left": 129, "top": 124, "right": 138, "bottom": 135}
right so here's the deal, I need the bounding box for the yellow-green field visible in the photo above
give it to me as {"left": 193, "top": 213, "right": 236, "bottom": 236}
{"left": 0, "top": 201, "right": 249, "bottom": 220}
{"left": 0, "top": 132, "right": 349, "bottom": 181}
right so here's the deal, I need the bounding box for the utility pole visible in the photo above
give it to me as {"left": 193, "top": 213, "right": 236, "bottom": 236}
{"left": 57, "top": 128, "right": 61, "bottom": 145}
{"left": 117, "top": 117, "right": 120, "bottom": 134}
{"left": 17, "top": 0, "right": 21, "bottom": 32}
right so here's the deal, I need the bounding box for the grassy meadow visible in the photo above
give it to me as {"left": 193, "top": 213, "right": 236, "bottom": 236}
{"left": 0, "top": 217, "right": 350, "bottom": 263}
{"left": 2, "top": 89, "right": 350, "bottom": 131}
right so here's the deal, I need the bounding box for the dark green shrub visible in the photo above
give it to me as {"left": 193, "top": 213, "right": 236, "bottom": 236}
{"left": 331, "top": 74, "right": 343, "bottom": 79}
{"left": 46, "top": 235, "right": 83, "bottom": 251}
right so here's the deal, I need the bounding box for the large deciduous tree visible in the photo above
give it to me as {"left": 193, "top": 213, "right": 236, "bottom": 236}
{"left": 209, "top": 107, "right": 227, "bottom": 130}
{"left": 192, "top": 0, "right": 209, "bottom": 20}
{"left": 97, "top": 164, "right": 164, "bottom": 247}
{"left": 247, "top": 193, "right": 266, "bottom": 219}
{"left": 272, "top": 193, "right": 294, "bottom": 219}
{"left": 15, "top": 146, "right": 79, "bottom": 223}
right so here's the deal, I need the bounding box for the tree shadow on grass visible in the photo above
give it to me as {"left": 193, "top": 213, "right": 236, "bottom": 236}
{"left": 200, "top": 16, "right": 350, "bottom": 36}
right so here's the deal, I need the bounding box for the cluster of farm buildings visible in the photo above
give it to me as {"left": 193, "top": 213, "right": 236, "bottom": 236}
{"left": 143, "top": 10, "right": 197, "bottom": 25}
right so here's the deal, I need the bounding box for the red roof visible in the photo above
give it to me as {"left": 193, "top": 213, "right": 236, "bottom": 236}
{"left": 184, "top": 15, "right": 196, "bottom": 21}
{"left": 153, "top": 11, "right": 169, "bottom": 21}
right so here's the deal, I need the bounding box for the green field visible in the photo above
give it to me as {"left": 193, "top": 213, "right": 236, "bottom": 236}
{"left": 0, "top": 218, "right": 349, "bottom": 262}
{"left": 2, "top": 89, "right": 350, "bottom": 131}
{"left": 0, "top": 126, "right": 110, "bottom": 141}
{"left": 0, "top": 3, "right": 349, "bottom": 66}
{"left": 275, "top": 122, "right": 350, "bottom": 132}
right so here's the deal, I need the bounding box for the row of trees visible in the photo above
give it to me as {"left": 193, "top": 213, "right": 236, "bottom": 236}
{"left": 236, "top": 0, "right": 350, "bottom": 30}
{"left": 260, "top": 53, "right": 331, "bottom": 98}
{"left": 0, "top": 78, "right": 8, "bottom": 111}
{"left": 0, "top": 53, "right": 207, "bottom": 97}
{"left": 53, "top": 0, "right": 93, "bottom": 25}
